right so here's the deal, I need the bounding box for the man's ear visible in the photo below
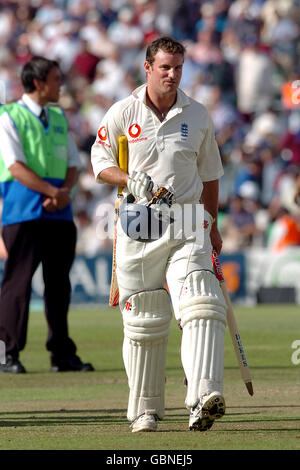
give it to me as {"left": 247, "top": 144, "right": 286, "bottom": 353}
{"left": 144, "top": 61, "right": 151, "bottom": 75}
{"left": 33, "top": 77, "right": 42, "bottom": 91}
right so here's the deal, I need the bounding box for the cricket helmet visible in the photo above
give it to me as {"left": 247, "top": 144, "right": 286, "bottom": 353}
{"left": 119, "top": 195, "right": 173, "bottom": 243}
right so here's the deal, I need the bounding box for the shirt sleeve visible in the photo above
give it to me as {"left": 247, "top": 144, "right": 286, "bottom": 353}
{"left": 67, "top": 132, "right": 83, "bottom": 169}
{"left": 197, "top": 112, "right": 224, "bottom": 182}
{"left": 0, "top": 110, "right": 27, "bottom": 167}
{"left": 90, "top": 102, "right": 124, "bottom": 181}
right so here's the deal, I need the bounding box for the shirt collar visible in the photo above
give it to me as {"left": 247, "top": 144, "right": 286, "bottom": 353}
{"left": 20, "top": 94, "right": 46, "bottom": 117}
{"left": 132, "top": 84, "right": 191, "bottom": 111}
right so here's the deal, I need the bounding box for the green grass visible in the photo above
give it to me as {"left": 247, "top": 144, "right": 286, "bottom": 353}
{"left": 0, "top": 304, "right": 300, "bottom": 450}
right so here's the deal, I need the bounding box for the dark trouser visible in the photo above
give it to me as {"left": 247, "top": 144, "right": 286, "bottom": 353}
{"left": 0, "top": 219, "right": 77, "bottom": 360}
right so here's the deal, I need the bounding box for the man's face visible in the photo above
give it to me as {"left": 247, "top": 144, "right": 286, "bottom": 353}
{"left": 35, "top": 66, "right": 62, "bottom": 103}
{"left": 144, "top": 50, "right": 184, "bottom": 96}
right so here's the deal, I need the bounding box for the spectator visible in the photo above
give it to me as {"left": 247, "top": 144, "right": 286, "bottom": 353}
{"left": 33, "top": 0, "right": 64, "bottom": 25}
{"left": 71, "top": 38, "right": 100, "bottom": 81}
{"left": 206, "top": 85, "right": 239, "bottom": 151}
{"left": 221, "top": 194, "right": 258, "bottom": 252}
{"left": 233, "top": 153, "right": 262, "bottom": 197}
{"left": 262, "top": 6, "right": 299, "bottom": 50}
{"left": 78, "top": 9, "right": 116, "bottom": 60}
{"left": 171, "top": 0, "right": 200, "bottom": 41}
{"left": 107, "top": 6, "right": 144, "bottom": 70}
{"left": 45, "top": 20, "right": 81, "bottom": 73}
{"left": 220, "top": 27, "right": 241, "bottom": 65}
{"left": 227, "top": 0, "right": 263, "bottom": 46}
{"left": 191, "top": 29, "right": 224, "bottom": 69}
{"left": 259, "top": 144, "right": 283, "bottom": 207}
{"left": 0, "top": 0, "right": 299, "bottom": 259}
{"left": 235, "top": 43, "right": 275, "bottom": 117}
{"left": 95, "top": 0, "right": 118, "bottom": 29}
{"left": 278, "top": 112, "right": 300, "bottom": 166}
{"left": 267, "top": 207, "right": 300, "bottom": 252}
{"left": 238, "top": 180, "right": 270, "bottom": 247}
{"left": 273, "top": 165, "right": 300, "bottom": 216}
{"left": 195, "top": 1, "right": 227, "bottom": 40}
{"left": 91, "top": 46, "right": 136, "bottom": 101}
{"left": 244, "top": 109, "right": 283, "bottom": 149}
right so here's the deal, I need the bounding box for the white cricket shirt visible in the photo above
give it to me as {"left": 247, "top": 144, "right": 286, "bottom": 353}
{"left": 91, "top": 84, "right": 223, "bottom": 204}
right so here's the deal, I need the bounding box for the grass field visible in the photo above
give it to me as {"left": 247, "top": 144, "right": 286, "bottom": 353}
{"left": 0, "top": 303, "right": 299, "bottom": 452}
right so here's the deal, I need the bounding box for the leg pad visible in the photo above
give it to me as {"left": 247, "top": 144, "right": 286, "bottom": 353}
{"left": 122, "top": 289, "right": 172, "bottom": 421}
{"left": 179, "top": 270, "right": 227, "bottom": 408}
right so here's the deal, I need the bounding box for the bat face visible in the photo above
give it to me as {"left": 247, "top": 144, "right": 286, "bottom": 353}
{"left": 211, "top": 249, "right": 253, "bottom": 396}
{"left": 109, "top": 197, "right": 122, "bottom": 307}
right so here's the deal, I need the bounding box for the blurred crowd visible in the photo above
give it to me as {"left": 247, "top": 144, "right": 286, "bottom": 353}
{"left": 0, "top": 0, "right": 300, "bottom": 256}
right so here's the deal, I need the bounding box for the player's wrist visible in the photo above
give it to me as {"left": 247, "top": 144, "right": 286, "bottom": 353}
{"left": 62, "top": 186, "right": 73, "bottom": 198}
{"left": 124, "top": 173, "right": 130, "bottom": 187}
{"left": 48, "top": 185, "right": 59, "bottom": 199}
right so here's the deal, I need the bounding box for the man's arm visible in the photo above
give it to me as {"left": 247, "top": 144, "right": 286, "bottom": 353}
{"left": 9, "top": 161, "right": 70, "bottom": 210}
{"left": 62, "top": 166, "right": 78, "bottom": 191}
{"left": 97, "top": 166, "right": 129, "bottom": 187}
{"left": 42, "top": 166, "right": 78, "bottom": 212}
{"left": 43, "top": 130, "right": 82, "bottom": 212}
{"left": 201, "top": 179, "right": 223, "bottom": 254}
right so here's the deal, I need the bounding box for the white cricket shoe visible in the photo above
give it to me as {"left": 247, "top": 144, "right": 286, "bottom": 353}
{"left": 189, "top": 391, "right": 225, "bottom": 431}
{"left": 130, "top": 411, "right": 158, "bottom": 433}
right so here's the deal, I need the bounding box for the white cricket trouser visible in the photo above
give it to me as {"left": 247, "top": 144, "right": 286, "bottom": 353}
{"left": 116, "top": 205, "right": 226, "bottom": 418}
{"left": 116, "top": 208, "right": 214, "bottom": 319}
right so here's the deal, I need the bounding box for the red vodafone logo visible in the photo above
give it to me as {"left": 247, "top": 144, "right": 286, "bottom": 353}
{"left": 128, "top": 123, "right": 141, "bottom": 138}
{"left": 98, "top": 126, "right": 107, "bottom": 141}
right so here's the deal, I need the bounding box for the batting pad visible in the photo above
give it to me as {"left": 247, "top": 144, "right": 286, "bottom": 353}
{"left": 179, "top": 270, "right": 227, "bottom": 408}
{"left": 122, "top": 289, "right": 172, "bottom": 422}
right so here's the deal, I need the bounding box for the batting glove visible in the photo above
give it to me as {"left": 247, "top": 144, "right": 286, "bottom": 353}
{"left": 127, "top": 170, "right": 154, "bottom": 200}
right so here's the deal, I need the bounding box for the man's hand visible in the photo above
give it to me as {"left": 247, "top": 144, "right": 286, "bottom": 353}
{"left": 127, "top": 170, "right": 154, "bottom": 200}
{"left": 43, "top": 188, "right": 71, "bottom": 212}
{"left": 210, "top": 223, "right": 223, "bottom": 255}
{"left": 54, "top": 187, "right": 71, "bottom": 210}
{"left": 201, "top": 179, "right": 223, "bottom": 254}
{"left": 42, "top": 197, "right": 56, "bottom": 212}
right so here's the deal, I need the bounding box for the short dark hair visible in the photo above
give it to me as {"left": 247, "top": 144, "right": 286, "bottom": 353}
{"left": 21, "top": 56, "right": 60, "bottom": 93}
{"left": 146, "top": 36, "right": 186, "bottom": 66}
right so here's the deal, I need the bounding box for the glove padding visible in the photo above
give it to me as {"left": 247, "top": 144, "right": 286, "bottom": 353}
{"left": 127, "top": 170, "right": 154, "bottom": 200}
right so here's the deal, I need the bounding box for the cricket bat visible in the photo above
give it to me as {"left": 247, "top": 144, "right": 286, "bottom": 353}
{"left": 109, "top": 135, "right": 128, "bottom": 307}
{"left": 211, "top": 250, "right": 254, "bottom": 396}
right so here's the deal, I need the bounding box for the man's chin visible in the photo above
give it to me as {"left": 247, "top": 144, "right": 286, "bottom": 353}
{"left": 164, "top": 82, "right": 177, "bottom": 89}
{"left": 162, "top": 84, "right": 178, "bottom": 94}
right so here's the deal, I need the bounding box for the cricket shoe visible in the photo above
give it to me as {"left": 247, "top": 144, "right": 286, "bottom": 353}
{"left": 0, "top": 355, "right": 26, "bottom": 374}
{"left": 130, "top": 411, "right": 158, "bottom": 433}
{"left": 189, "top": 391, "right": 225, "bottom": 431}
{"left": 50, "top": 354, "right": 94, "bottom": 372}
